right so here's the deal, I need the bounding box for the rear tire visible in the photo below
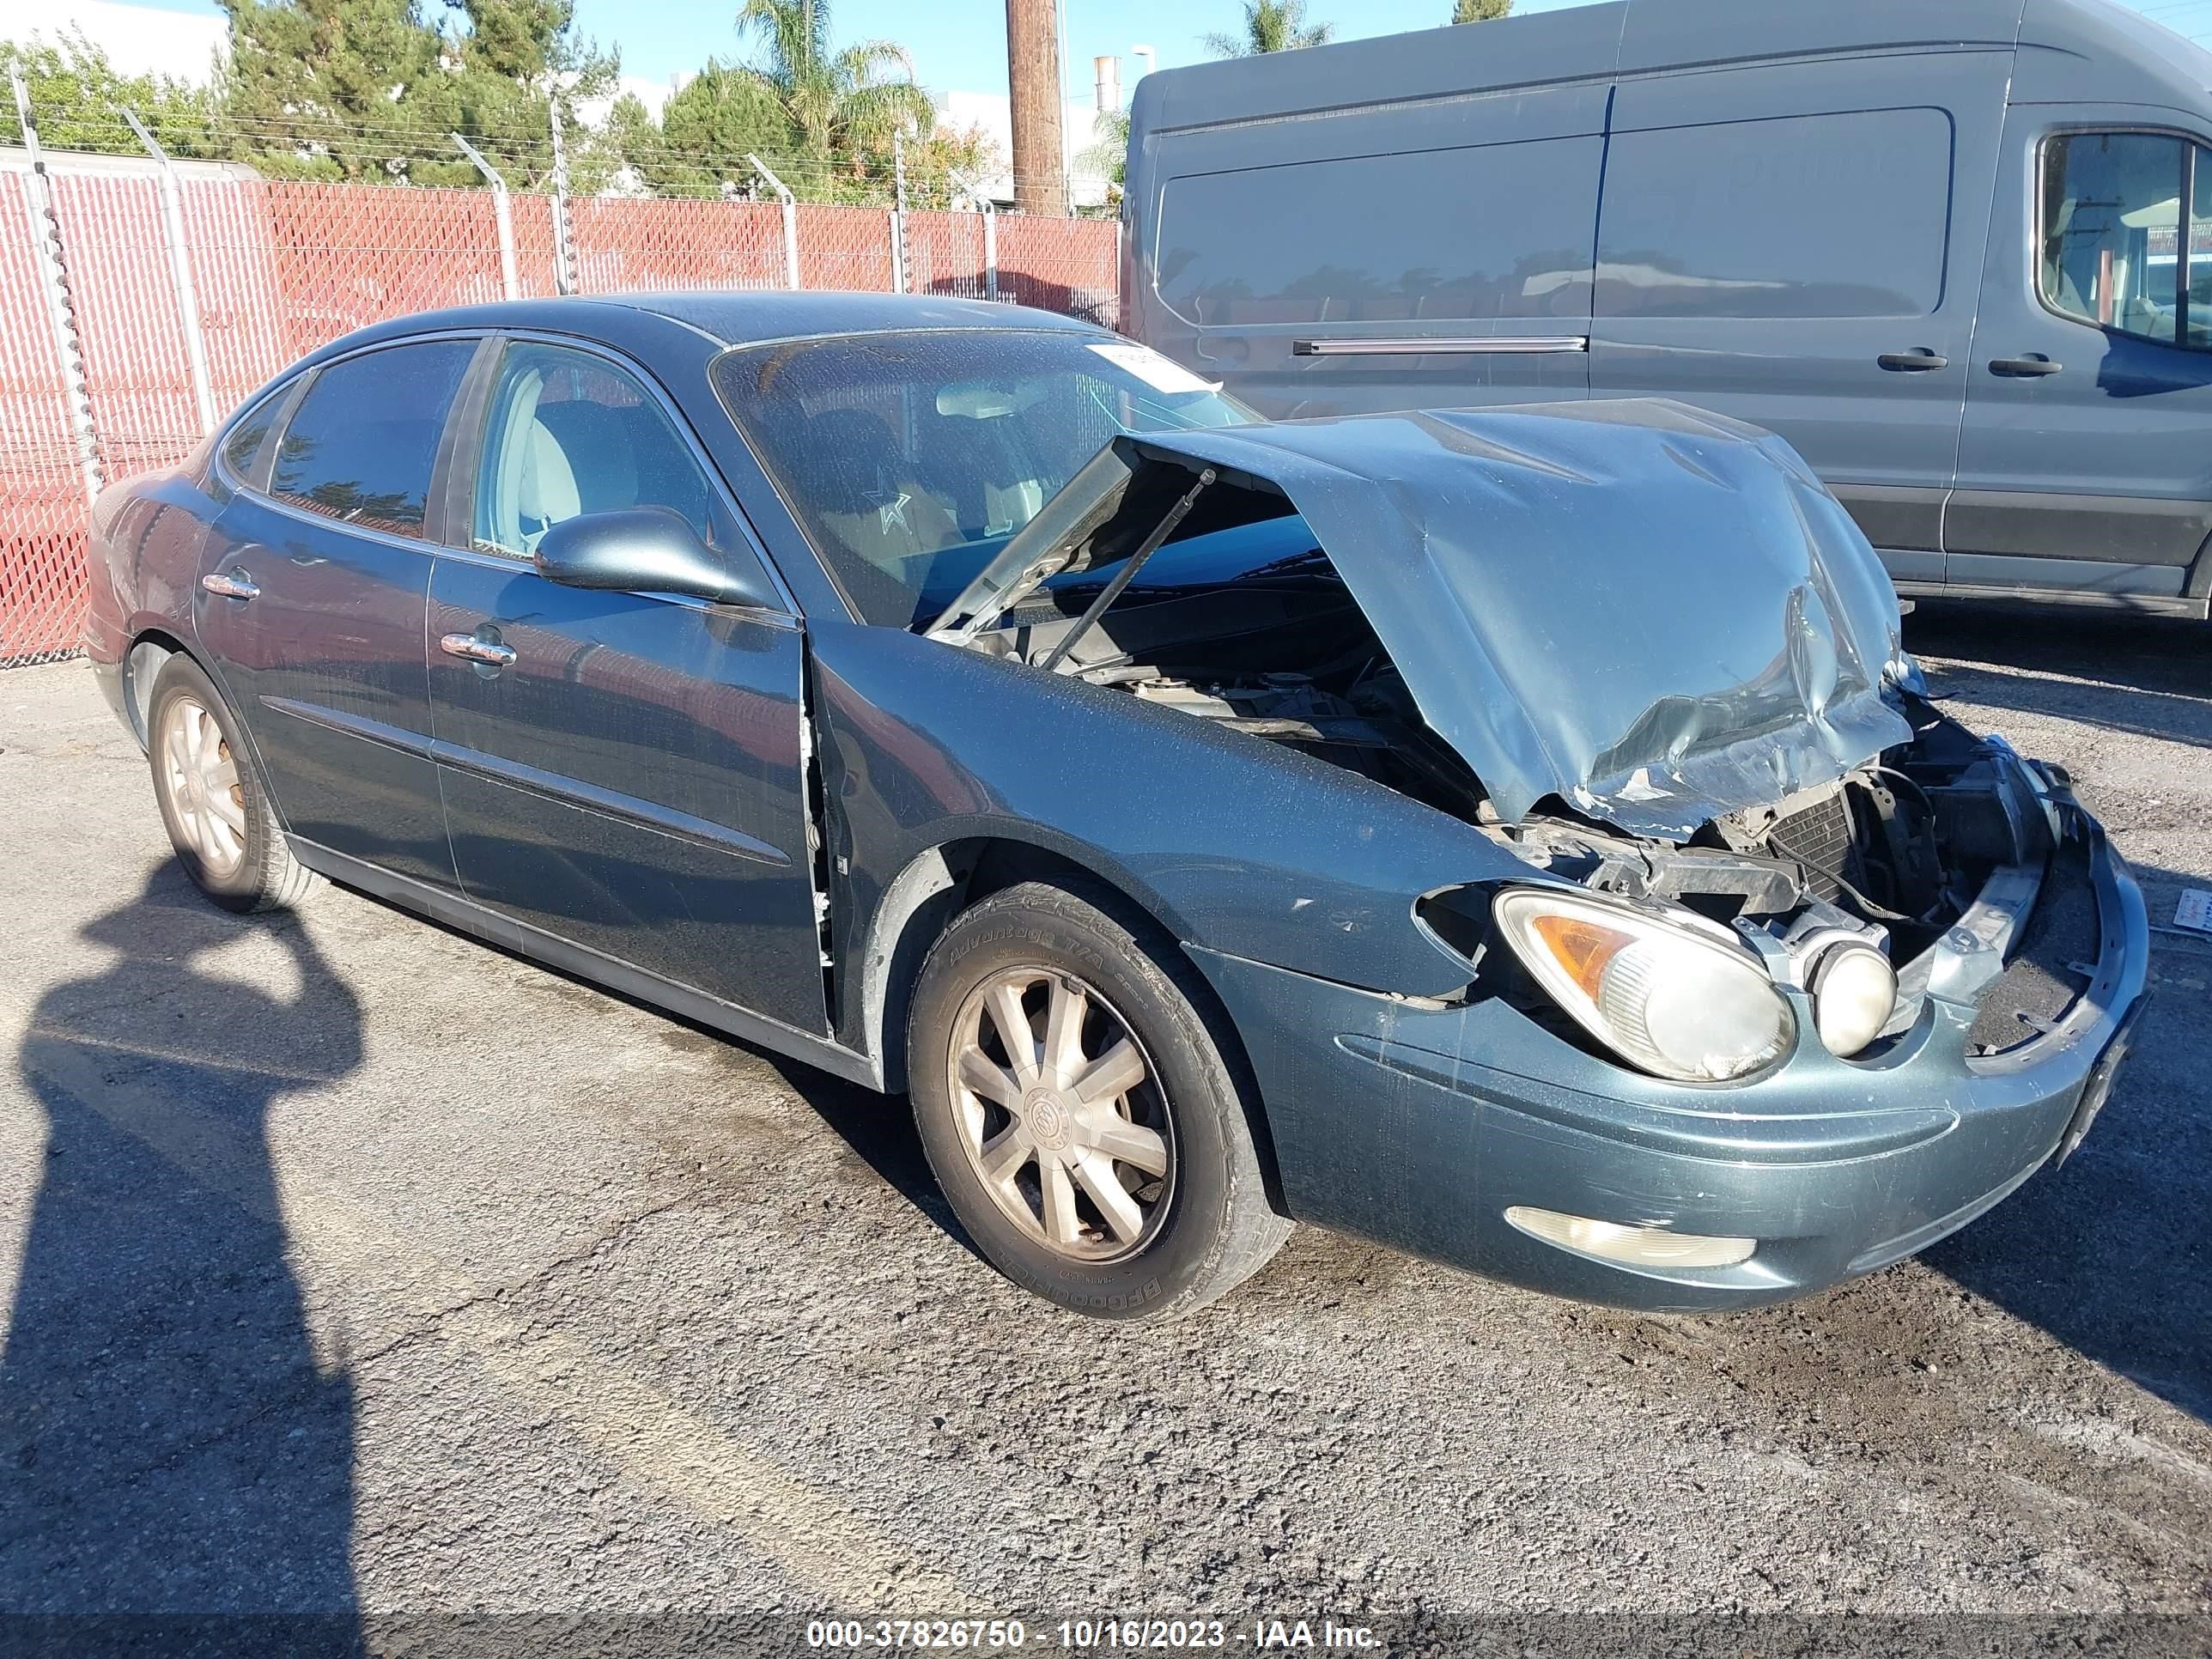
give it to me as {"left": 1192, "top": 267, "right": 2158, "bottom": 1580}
{"left": 908, "top": 878, "right": 1290, "bottom": 1321}
{"left": 146, "top": 653, "right": 315, "bottom": 914}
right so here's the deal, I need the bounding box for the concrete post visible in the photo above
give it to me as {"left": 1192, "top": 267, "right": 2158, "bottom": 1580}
{"left": 10, "top": 67, "right": 103, "bottom": 510}
{"left": 453, "top": 133, "right": 519, "bottom": 301}
{"left": 549, "top": 101, "right": 578, "bottom": 296}
{"left": 120, "top": 106, "right": 217, "bottom": 435}
{"left": 749, "top": 155, "right": 800, "bottom": 289}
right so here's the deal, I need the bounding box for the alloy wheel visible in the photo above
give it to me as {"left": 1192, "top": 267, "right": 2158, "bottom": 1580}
{"left": 160, "top": 694, "right": 247, "bottom": 879}
{"left": 947, "top": 966, "right": 1176, "bottom": 1261}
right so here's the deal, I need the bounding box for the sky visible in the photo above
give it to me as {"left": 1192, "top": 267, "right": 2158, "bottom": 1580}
{"left": 9, "top": 0, "right": 2211, "bottom": 105}
{"left": 8, "top": 0, "right": 1595, "bottom": 98}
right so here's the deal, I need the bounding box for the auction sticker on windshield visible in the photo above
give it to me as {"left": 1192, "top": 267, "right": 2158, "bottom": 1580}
{"left": 1086, "top": 340, "right": 1221, "bottom": 395}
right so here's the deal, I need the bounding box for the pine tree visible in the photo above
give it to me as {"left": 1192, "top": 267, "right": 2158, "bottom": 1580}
{"left": 631, "top": 63, "right": 797, "bottom": 198}
{"left": 216, "top": 0, "right": 465, "bottom": 183}
{"left": 447, "top": 0, "right": 620, "bottom": 186}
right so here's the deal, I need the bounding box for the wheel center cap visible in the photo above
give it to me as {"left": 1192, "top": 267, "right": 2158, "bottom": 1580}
{"left": 1024, "top": 1089, "right": 1072, "bottom": 1152}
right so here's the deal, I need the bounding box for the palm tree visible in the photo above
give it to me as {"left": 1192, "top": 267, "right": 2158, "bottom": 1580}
{"left": 732, "top": 0, "right": 933, "bottom": 162}
{"left": 1203, "top": 0, "right": 1334, "bottom": 56}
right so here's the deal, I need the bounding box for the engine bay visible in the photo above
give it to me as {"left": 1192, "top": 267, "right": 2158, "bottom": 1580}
{"left": 970, "top": 554, "right": 2053, "bottom": 989}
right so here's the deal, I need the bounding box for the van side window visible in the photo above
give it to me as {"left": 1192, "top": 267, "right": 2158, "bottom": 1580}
{"left": 2039, "top": 132, "right": 2207, "bottom": 349}
{"left": 1595, "top": 110, "right": 1953, "bottom": 319}
{"left": 1152, "top": 140, "right": 1600, "bottom": 327}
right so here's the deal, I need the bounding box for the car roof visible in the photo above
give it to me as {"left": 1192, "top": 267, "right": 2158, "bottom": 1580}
{"left": 301, "top": 289, "right": 1104, "bottom": 371}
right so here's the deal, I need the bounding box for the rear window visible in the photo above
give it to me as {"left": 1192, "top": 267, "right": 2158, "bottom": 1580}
{"left": 269, "top": 341, "right": 476, "bottom": 539}
{"left": 1153, "top": 137, "right": 1601, "bottom": 326}
{"left": 1596, "top": 109, "right": 1954, "bottom": 319}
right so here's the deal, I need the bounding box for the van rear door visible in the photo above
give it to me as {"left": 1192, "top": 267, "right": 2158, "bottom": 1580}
{"left": 1947, "top": 112, "right": 2212, "bottom": 613}
{"left": 1587, "top": 50, "right": 2013, "bottom": 589}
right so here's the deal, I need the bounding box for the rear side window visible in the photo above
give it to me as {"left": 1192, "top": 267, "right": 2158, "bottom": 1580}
{"left": 1596, "top": 109, "right": 1954, "bottom": 319}
{"left": 2039, "top": 131, "right": 2210, "bottom": 349}
{"left": 1153, "top": 137, "right": 1601, "bottom": 326}
{"left": 220, "top": 381, "right": 293, "bottom": 483}
{"left": 269, "top": 341, "right": 476, "bottom": 539}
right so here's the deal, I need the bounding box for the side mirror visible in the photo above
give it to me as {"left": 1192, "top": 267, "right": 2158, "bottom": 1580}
{"left": 533, "top": 507, "right": 778, "bottom": 610}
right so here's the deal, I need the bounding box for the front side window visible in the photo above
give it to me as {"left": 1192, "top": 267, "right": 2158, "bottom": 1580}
{"left": 711, "top": 330, "right": 1256, "bottom": 627}
{"left": 2039, "top": 131, "right": 2210, "bottom": 348}
{"left": 472, "top": 343, "right": 720, "bottom": 558}
{"left": 269, "top": 341, "right": 476, "bottom": 539}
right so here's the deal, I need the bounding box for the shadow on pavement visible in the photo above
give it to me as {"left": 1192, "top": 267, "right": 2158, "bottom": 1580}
{"left": 1923, "top": 884, "right": 2212, "bottom": 1422}
{"left": 1906, "top": 602, "right": 2212, "bottom": 752}
{"left": 0, "top": 867, "right": 365, "bottom": 1654}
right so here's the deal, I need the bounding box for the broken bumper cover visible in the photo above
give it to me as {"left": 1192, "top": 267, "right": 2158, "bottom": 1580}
{"left": 1188, "top": 805, "right": 2148, "bottom": 1313}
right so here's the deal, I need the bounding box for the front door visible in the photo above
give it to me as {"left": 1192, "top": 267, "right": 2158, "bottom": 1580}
{"left": 1948, "top": 113, "right": 2212, "bottom": 606}
{"left": 425, "top": 339, "right": 827, "bottom": 1036}
{"left": 1588, "top": 52, "right": 2013, "bottom": 588}
{"left": 197, "top": 337, "right": 480, "bottom": 890}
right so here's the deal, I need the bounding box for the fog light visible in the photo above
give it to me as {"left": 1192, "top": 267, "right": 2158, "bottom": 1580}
{"left": 1504, "top": 1206, "right": 1756, "bottom": 1268}
{"left": 1811, "top": 942, "right": 1898, "bottom": 1057}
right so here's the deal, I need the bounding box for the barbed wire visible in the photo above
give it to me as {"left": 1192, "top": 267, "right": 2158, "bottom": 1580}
{"left": 9, "top": 100, "right": 1120, "bottom": 205}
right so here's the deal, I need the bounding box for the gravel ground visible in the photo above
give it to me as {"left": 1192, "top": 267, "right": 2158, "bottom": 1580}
{"left": 0, "top": 605, "right": 2205, "bottom": 1654}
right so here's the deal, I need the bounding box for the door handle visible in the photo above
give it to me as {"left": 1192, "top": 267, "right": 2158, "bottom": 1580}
{"left": 440, "top": 631, "right": 517, "bottom": 668}
{"left": 201, "top": 569, "right": 259, "bottom": 601}
{"left": 1989, "top": 356, "right": 2063, "bottom": 377}
{"left": 1876, "top": 349, "right": 1948, "bottom": 371}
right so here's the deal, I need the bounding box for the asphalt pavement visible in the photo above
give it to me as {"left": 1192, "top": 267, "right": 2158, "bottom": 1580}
{"left": 0, "top": 604, "right": 2206, "bottom": 1655}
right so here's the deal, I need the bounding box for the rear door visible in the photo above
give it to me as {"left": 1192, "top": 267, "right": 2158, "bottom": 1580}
{"left": 1589, "top": 51, "right": 2013, "bottom": 587}
{"left": 198, "top": 337, "right": 480, "bottom": 890}
{"left": 425, "top": 337, "right": 828, "bottom": 1036}
{"left": 1948, "top": 115, "right": 2212, "bottom": 608}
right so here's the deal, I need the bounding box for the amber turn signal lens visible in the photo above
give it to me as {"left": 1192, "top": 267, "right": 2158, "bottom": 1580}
{"left": 1529, "top": 913, "right": 1632, "bottom": 1000}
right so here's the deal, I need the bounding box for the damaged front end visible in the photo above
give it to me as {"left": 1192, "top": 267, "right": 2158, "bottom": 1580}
{"left": 924, "top": 400, "right": 2138, "bottom": 1090}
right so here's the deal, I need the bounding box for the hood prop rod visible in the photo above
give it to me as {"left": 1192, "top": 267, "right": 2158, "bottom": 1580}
{"left": 1037, "top": 467, "right": 1215, "bottom": 675}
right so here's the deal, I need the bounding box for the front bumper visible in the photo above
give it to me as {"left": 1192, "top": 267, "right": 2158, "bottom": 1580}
{"left": 1188, "top": 792, "right": 2149, "bottom": 1313}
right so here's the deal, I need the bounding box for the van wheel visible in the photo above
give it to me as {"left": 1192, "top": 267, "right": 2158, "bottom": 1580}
{"left": 907, "top": 879, "right": 1291, "bottom": 1321}
{"left": 146, "top": 654, "right": 315, "bottom": 913}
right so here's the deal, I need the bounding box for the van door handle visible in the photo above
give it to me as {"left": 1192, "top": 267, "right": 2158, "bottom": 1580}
{"left": 1876, "top": 349, "right": 1948, "bottom": 371}
{"left": 1989, "top": 356, "right": 2063, "bottom": 376}
{"left": 440, "top": 631, "right": 516, "bottom": 668}
{"left": 200, "top": 569, "right": 259, "bottom": 601}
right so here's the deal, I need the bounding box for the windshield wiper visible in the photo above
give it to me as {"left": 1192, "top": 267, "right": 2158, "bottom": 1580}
{"left": 1036, "top": 467, "right": 1215, "bottom": 675}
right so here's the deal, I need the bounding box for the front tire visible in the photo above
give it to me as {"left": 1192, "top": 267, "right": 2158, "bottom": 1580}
{"left": 146, "top": 653, "right": 314, "bottom": 913}
{"left": 908, "top": 879, "right": 1290, "bottom": 1321}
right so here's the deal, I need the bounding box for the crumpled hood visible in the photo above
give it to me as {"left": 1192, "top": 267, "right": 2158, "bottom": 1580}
{"left": 930, "top": 399, "right": 1912, "bottom": 838}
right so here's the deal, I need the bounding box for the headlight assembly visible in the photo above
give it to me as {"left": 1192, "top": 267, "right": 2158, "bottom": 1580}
{"left": 1492, "top": 888, "right": 1794, "bottom": 1083}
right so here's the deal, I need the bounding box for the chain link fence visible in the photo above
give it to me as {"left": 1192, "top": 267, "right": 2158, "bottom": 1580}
{"left": 0, "top": 160, "right": 1122, "bottom": 666}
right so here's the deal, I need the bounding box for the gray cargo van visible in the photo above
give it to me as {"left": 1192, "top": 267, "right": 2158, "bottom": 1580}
{"left": 1122, "top": 0, "right": 2212, "bottom": 617}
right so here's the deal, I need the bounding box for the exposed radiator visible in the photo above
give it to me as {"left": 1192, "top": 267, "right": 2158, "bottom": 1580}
{"left": 1764, "top": 787, "right": 1854, "bottom": 902}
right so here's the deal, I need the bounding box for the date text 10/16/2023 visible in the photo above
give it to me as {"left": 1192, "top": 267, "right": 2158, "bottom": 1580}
{"left": 805, "top": 1619, "right": 1382, "bottom": 1650}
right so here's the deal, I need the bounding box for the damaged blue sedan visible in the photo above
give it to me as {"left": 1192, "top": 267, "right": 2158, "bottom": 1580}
{"left": 82, "top": 294, "right": 2148, "bottom": 1320}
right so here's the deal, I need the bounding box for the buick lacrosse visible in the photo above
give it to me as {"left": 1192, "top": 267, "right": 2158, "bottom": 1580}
{"left": 82, "top": 294, "right": 2148, "bottom": 1319}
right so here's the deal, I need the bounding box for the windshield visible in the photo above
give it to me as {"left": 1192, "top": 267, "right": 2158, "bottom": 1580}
{"left": 710, "top": 329, "right": 1258, "bottom": 627}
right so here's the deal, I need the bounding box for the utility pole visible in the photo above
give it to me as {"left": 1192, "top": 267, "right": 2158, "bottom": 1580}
{"left": 1005, "top": 0, "right": 1066, "bottom": 216}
